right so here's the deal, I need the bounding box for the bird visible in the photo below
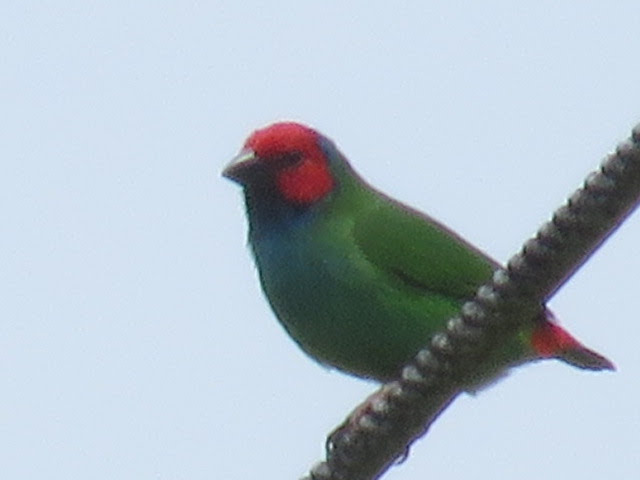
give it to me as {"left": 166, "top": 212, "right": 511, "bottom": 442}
{"left": 223, "top": 121, "right": 613, "bottom": 385}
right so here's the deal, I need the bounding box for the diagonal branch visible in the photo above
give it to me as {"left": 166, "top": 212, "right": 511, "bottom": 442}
{"left": 305, "top": 123, "right": 640, "bottom": 480}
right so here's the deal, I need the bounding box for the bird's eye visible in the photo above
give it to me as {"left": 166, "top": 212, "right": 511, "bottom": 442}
{"left": 274, "top": 152, "right": 302, "bottom": 169}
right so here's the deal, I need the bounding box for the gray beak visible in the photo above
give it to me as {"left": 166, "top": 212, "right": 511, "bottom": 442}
{"left": 222, "top": 149, "right": 259, "bottom": 184}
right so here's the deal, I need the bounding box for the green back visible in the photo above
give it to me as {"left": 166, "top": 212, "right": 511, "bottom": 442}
{"left": 354, "top": 197, "right": 496, "bottom": 300}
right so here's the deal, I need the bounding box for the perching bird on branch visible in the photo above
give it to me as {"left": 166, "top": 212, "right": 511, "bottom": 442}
{"left": 223, "top": 121, "right": 613, "bottom": 385}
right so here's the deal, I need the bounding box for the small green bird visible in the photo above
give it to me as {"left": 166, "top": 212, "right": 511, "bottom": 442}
{"left": 223, "top": 121, "right": 613, "bottom": 384}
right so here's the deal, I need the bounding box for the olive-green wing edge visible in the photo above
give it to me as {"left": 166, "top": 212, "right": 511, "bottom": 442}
{"left": 352, "top": 192, "right": 498, "bottom": 301}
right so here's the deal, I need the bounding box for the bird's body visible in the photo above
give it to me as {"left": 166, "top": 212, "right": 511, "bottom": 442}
{"left": 224, "top": 122, "right": 612, "bottom": 383}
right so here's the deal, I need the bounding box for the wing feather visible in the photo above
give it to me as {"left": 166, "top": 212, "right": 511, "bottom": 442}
{"left": 352, "top": 194, "right": 497, "bottom": 300}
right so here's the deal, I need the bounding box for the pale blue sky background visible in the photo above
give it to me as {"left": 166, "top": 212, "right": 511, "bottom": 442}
{"left": 2, "top": 2, "right": 639, "bottom": 479}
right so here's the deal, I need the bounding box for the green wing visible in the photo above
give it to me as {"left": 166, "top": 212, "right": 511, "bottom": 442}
{"left": 352, "top": 193, "right": 498, "bottom": 301}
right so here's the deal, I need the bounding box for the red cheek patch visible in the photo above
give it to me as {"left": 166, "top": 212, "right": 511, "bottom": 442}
{"left": 277, "top": 156, "right": 334, "bottom": 205}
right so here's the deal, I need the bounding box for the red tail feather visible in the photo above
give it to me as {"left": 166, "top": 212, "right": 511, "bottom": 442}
{"left": 531, "top": 321, "right": 615, "bottom": 371}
